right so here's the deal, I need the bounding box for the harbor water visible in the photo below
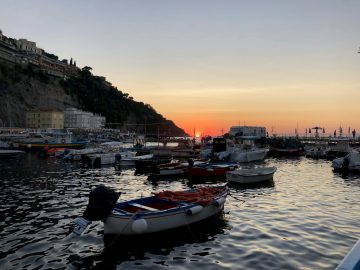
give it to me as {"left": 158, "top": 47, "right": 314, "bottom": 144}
{"left": 0, "top": 154, "right": 360, "bottom": 269}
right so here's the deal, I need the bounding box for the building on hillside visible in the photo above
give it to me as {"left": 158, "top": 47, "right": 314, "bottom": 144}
{"left": 64, "top": 108, "right": 105, "bottom": 129}
{"left": 229, "top": 126, "right": 266, "bottom": 138}
{"left": 0, "top": 29, "right": 79, "bottom": 77}
{"left": 26, "top": 109, "right": 64, "bottom": 129}
{"left": 15, "top": 39, "right": 43, "bottom": 55}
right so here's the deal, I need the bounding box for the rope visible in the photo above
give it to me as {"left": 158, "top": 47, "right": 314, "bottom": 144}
{"left": 103, "top": 211, "right": 139, "bottom": 251}
{"left": 227, "top": 189, "right": 246, "bottom": 204}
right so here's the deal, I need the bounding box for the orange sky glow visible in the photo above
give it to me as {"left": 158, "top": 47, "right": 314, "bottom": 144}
{"left": 1, "top": 1, "right": 359, "bottom": 137}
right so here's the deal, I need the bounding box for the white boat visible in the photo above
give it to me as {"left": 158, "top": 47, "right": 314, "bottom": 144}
{"left": 72, "top": 185, "right": 228, "bottom": 236}
{"left": 63, "top": 147, "right": 103, "bottom": 161}
{"left": 332, "top": 151, "right": 360, "bottom": 172}
{"left": 116, "top": 153, "right": 154, "bottom": 166}
{"left": 326, "top": 141, "right": 352, "bottom": 160}
{"left": 201, "top": 137, "right": 267, "bottom": 163}
{"left": 227, "top": 146, "right": 268, "bottom": 163}
{"left": 150, "top": 161, "right": 188, "bottom": 177}
{"left": 305, "top": 143, "right": 328, "bottom": 159}
{"left": 226, "top": 166, "right": 277, "bottom": 184}
{"left": 82, "top": 150, "right": 138, "bottom": 168}
{"left": 82, "top": 152, "right": 117, "bottom": 167}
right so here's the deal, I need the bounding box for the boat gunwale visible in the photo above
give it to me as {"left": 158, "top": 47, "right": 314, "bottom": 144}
{"left": 110, "top": 188, "right": 228, "bottom": 218}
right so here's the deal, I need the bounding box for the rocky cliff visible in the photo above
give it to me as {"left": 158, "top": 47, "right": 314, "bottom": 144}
{"left": 0, "top": 61, "right": 185, "bottom": 136}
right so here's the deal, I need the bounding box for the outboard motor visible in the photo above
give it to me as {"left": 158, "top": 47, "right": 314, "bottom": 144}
{"left": 83, "top": 185, "right": 120, "bottom": 221}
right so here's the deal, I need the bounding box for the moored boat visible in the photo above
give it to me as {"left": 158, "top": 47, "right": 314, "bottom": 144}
{"left": 226, "top": 166, "right": 277, "bottom": 184}
{"left": 332, "top": 151, "right": 360, "bottom": 173}
{"left": 135, "top": 156, "right": 173, "bottom": 173}
{"left": 149, "top": 159, "right": 209, "bottom": 177}
{"left": 16, "top": 129, "right": 87, "bottom": 152}
{"left": 326, "top": 141, "right": 352, "bottom": 160}
{"left": 72, "top": 185, "right": 228, "bottom": 236}
{"left": 115, "top": 153, "right": 154, "bottom": 166}
{"left": 188, "top": 162, "right": 238, "bottom": 178}
{"left": 267, "top": 138, "right": 304, "bottom": 157}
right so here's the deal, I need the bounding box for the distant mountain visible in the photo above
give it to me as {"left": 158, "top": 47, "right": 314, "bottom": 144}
{"left": 0, "top": 61, "right": 186, "bottom": 136}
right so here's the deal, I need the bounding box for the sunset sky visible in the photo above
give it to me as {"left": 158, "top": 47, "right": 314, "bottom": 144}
{"left": 1, "top": 0, "right": 359, "bottom": 136}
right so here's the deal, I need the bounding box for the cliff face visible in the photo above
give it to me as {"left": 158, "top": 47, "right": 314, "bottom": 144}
{"left": 0, "top": 62, "right": 79, "bottom": 126}
{"left": 0, "top": 61, "right": 186, "bottom": 136}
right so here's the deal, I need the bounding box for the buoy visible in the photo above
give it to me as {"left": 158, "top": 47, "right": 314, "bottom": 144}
{"left": 132, "top": 218, "right": 148, "bottom": 234}
{"left": 213, "top": 197, "right": 226, "bottom": 207}
{"left": 186, "top": 205, "right": 203, "bottom": 215}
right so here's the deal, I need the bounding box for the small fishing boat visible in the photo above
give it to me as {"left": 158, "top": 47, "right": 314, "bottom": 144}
{"left": 332, "top": 151, "right": 360, "bottom": 173}
{"left": 72, "top": 185, "right": 228, "bottom": 236}
{"left": 326, "top": 141, "right": 352, "bottom": 160}
{"left": 188, "top": 162, "right": 238, "bottom": 178}
{"left": 150, "top": 161, "right": 188, "bottom": 177}
{"left": 16, "top": 130, "right": 87, "bottom": 152}
{"left": 305, "top": 144, "right": 328, "bottom": 159}
{"left": 82, "top": 152, "right": 117, "bottom": 168}
{"left": 115, "top": 153, "right": 154, "bottom": 166}
{"left": 149, "top": 159, "right": 209, "bottom": 177}
{"left": 267, "top": 138, "right": 304, "bottom": 157}
{"left": 226, "top": 166, "right": 277, "bottom": 184}
{"left": 135, "top": 156, "right": 173, "bottom": 173}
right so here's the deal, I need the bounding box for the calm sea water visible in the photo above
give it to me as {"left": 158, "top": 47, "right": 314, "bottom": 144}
{"left": 0, "top": 154, "right": 360, "bottom": 270}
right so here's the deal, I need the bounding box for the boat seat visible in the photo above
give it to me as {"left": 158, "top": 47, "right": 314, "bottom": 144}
{"left": 128, "top": 203, "right": 158, "bottom": 211}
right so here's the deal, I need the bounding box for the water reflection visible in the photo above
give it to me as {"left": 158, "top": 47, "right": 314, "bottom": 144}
{"left": 97, "top": 213, "right": 228, "bottom": 269}
{"left": 228, "top": 180, "right": 275, "bottom": 191}
{"left": 2, "top": 155, "right": 360, "bottom": 269}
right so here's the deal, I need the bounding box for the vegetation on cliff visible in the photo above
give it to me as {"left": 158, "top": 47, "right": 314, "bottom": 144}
{"left": 0, "top": 61, "right": 185, "bottom": 135}
{"left": 60, "top": 67, "right": 185, "bottom": 135}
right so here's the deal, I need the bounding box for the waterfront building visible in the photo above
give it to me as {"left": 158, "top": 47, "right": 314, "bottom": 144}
{"left": 64, "top": 108, "right": 105, "bottom": 129}
{"left": 26, "top": 109, "right": 64, "bottom": 129}
{"left": 229, "top": 125, "right": 266, "bottom": 138}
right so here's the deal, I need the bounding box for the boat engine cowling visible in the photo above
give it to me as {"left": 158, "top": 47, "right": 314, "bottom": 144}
{"left": 83, "top": 185, "right": 120, "bottom": 221}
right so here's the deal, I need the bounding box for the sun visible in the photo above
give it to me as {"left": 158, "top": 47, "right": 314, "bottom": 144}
{"left": 195, "top": 133, "right": 201, "bottom": 138}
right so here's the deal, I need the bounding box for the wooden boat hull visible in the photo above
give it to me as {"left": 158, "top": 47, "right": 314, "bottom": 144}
{"left": 104, "top": 186, "right": 228, "bottom": 235}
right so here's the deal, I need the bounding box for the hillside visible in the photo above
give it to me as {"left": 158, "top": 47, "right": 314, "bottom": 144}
{"left": 0, "top": 61, "right": 186, "bottom": 136}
